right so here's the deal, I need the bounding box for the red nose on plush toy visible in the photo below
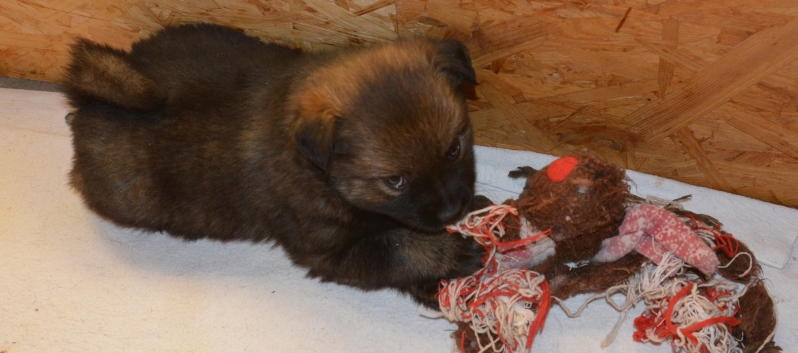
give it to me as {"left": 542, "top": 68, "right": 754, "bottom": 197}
{"left": 546, "top": 156, "right": 578, "bottom": 182}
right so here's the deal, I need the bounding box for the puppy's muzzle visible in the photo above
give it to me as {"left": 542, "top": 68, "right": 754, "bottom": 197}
{"left": 437, "top": 190, "right": 472, "bottom": 225}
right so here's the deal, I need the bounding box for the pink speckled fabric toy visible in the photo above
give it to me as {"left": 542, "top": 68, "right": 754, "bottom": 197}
{"left": 593, "top": 204, "right": 719, "bottom": 275}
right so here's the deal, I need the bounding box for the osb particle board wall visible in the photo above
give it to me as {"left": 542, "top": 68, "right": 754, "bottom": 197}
{"left": 2, "top": 0, "right": 798, "bottom": 208}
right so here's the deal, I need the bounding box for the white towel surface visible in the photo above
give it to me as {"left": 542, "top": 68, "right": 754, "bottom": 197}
{"left": 1, "top": 87, "right": 796, "bottom": 353}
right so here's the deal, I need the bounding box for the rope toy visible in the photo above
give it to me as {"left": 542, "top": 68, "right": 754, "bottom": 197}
{"left": 559, "top": 253, "right": 746, "bottom": 353}
{"left": 440, "top": 205, "right": 551, "bottom": 353}
{"left": 434, "top": 152, "right": 780, "bottom": 353}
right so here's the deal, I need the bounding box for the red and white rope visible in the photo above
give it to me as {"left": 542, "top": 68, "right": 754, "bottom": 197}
{"left": 441, "top": 204, "right": 552, "bottom": 353}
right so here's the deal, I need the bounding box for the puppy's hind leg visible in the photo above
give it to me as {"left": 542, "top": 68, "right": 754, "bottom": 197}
{"left": 59, "top": 39, "right": 167, "bottom": 111}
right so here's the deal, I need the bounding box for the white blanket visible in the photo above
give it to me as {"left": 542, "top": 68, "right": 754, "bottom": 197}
{"left": 1, "top": 88, "right": 795, "bottom": 353}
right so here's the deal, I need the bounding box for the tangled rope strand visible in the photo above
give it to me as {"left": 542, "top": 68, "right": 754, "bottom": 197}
{"left": 441, "top": 204, "right": 552, "bottom": 353}
{"left": 554, "top": 252, "right": 745, "bottom": 353}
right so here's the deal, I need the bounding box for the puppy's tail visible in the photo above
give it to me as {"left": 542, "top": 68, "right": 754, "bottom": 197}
{"left": 60, "top": 39, "right": 167, "bottom": 111}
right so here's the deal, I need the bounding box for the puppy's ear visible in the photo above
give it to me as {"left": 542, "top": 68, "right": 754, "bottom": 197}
{"left": 292, "top": 88, "right": 338, "bottom": 172}
{"left": 431, "top": 40, "right": 478, "bottom": 86}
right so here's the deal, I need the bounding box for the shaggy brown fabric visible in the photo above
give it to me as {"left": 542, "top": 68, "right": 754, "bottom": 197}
{"left": 452, "top": 322, "right": 498, "bottom": 353}
{"left": 507, "top": 166, "right": 537, "bottom": 180}
{"left": 498, "top": 152, "right": 639, "bottom": 300}
{"left": 716, "top": 234, "right": 762, "bottom": 281}
{"left": 754, "top": 341, "right": 783, "bottom": 353}
{"left": 516, "top": 152, "right": 629, "bottom": 264}
{"left": 541, "top": 252, "right": 648, "bottom": 299}
{"left": 734, "top": 280, "right": 781, "bottom": 353}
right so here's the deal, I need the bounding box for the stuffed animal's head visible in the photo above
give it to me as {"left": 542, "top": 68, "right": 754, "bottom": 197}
{"left": 516, "top": 152, "right": 628, "bottom": 263}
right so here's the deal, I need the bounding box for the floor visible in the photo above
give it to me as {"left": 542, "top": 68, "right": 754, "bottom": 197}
{"left": 1, "top": 81, "right": 796, "bottom": 353}
{"left": 0, "top": 76, "right": 59, "bottom": 92}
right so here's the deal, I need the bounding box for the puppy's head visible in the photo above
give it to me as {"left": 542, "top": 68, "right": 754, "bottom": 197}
{"left": 290, "top": 38, "right": 477, "bottom": 232}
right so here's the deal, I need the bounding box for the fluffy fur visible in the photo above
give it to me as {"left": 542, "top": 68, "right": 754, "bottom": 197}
{"left": 60, "top": 23, "right": 483, "bottom": 307}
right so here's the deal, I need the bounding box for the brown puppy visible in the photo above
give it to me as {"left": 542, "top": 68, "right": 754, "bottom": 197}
{"left": 60, "top": 23, "right": 482, "bottom": 307}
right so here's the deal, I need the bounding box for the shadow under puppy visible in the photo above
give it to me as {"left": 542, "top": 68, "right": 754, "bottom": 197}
{"left": 60, "top": 23, "right": 483, "bottom": 307}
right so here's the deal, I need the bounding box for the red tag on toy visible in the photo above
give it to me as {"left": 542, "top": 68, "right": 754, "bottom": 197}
{"left": 546, "top": 156, "right": 578, "bottom": 182}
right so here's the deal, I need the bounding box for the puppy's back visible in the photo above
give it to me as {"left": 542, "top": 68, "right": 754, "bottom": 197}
{"left": 62, "top": 24, "right": 304, "bottom": 240}
{"left": 62, "top": 24, "right": 302, "bottom": 112}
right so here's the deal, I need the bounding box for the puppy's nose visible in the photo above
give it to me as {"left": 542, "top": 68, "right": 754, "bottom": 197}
{"left": 438, "top": 206, "right": 462, "bottom": 224}
{"left": 438, "top": 198, "right": 468, "bottom": 224}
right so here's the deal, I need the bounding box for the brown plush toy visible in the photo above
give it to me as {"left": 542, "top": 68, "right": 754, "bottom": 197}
{"left": 440, "top": 151, "right": 780, "bottom": 353}
{"left": 508, "top": 152, "right": 640, "bottom": 300}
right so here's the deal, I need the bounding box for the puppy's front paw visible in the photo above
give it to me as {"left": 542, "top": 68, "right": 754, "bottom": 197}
{"left": 407, "top": 280, "right": 444, "bottom": 309}
{"left": 471, "top": 194, "right": 493, "bottom": 211}
{"left": 455, "top": 234, "right": 485, "bottom": 277}
{"left": 404, "top": 235, "right": 484, "bottom": 309}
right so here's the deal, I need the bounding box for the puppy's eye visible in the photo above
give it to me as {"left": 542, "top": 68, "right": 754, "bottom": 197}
{"left": 447, "top": 140, "right": 461, "bottom": 159}
{"left": 385, "top": 175, "right": 406, "bottom": 189}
